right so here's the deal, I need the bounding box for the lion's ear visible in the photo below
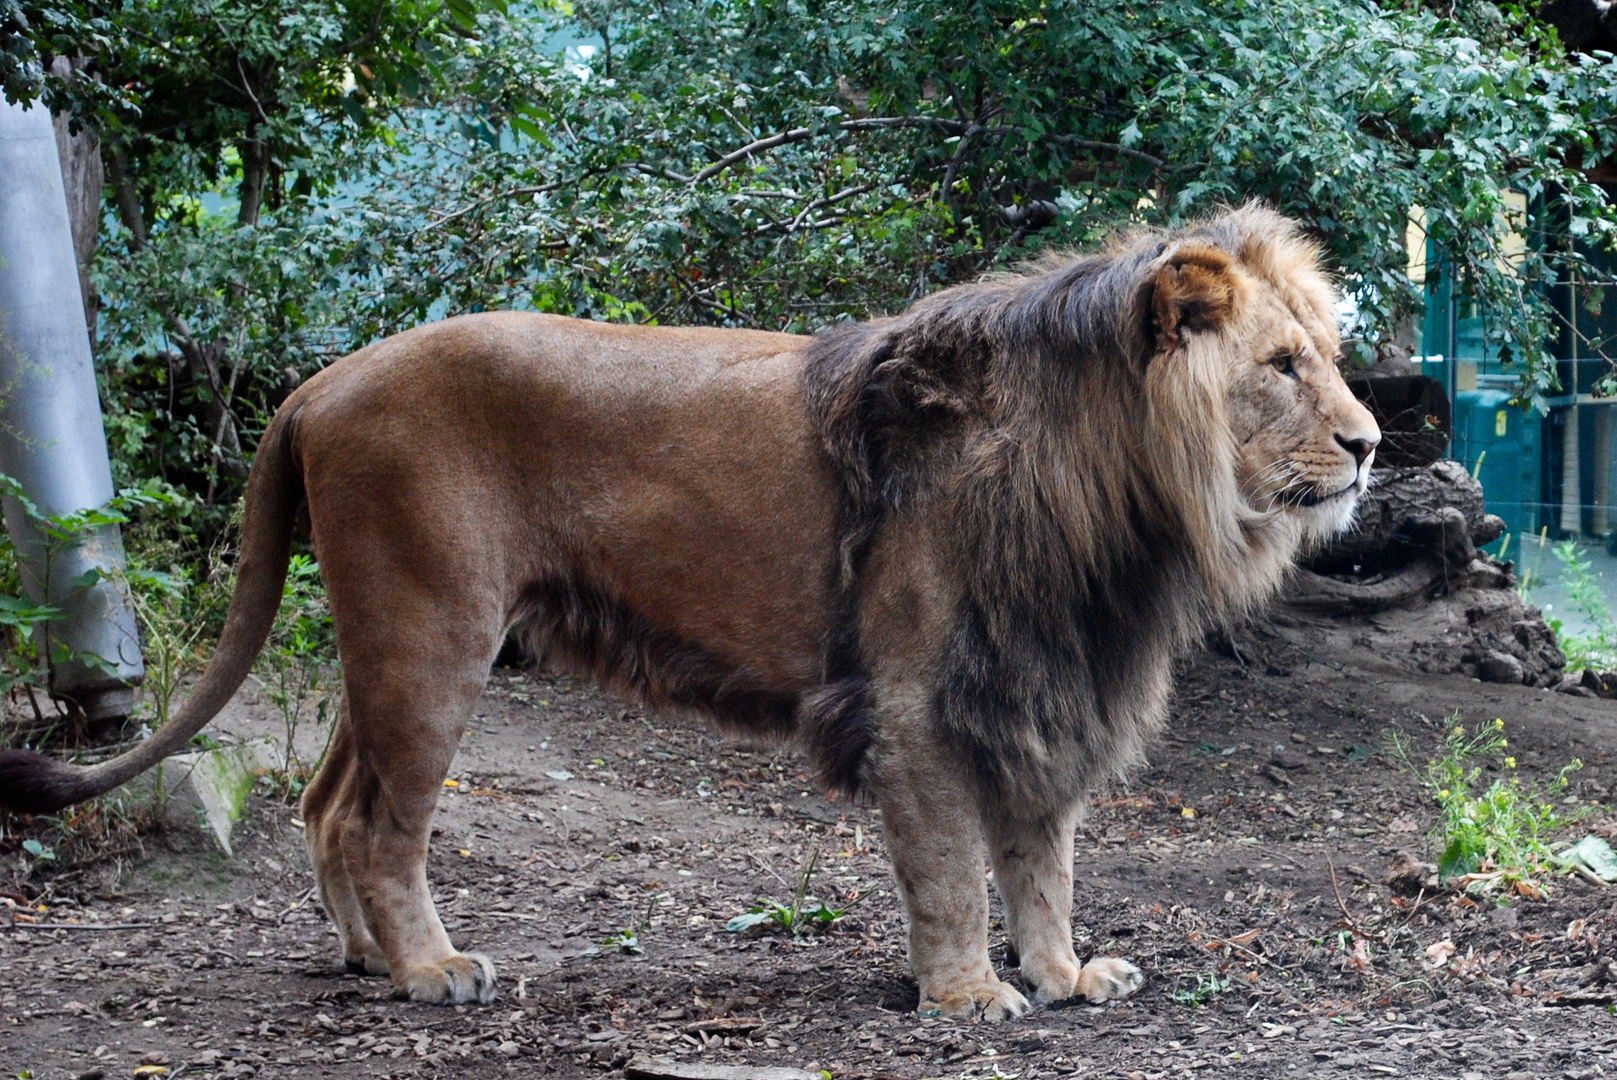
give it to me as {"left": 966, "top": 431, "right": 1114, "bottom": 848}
{"left": 1151, "top": 244, "right": 1245, "bottom": 352}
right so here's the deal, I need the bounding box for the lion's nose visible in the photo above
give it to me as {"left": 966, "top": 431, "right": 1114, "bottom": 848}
{"left": 1335, "top": 433, "right": 1378, "bottom": 467}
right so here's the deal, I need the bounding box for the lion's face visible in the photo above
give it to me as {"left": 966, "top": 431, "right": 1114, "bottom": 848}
{"left": 1151, "top": 235, "right": 1380, "bottom": 542}
{"left": 1225, "top": 282, "right": 1380, "bottom": 540}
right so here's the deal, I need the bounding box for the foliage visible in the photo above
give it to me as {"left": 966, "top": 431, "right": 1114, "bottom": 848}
{"left": 117, "top": 512, "right": 236, "bottom": 733}
{"left": 1548, "top": 540, "right": 1617, "bottom": 671}
{"left": 0, "top": 476, "right": 181, "bottom": 747}
{"left": 249, "top": 551, "right": 338, "bottom": 800}
{"left": 1391, "top": 714, "right": 1584, "bottom": 895}
{"left": 1169, "top": 972, "right": 1229, "bottom": 1007}
{"left": 726, "top": 843, "right": 846, "bottom": 936}
{"left": 308, "top": 0, "right": 1617, "bottom": 407}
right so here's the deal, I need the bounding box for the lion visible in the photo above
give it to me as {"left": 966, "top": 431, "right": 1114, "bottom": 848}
{"left": 0, "top": 205, "right": 1377, "bottom": 1019}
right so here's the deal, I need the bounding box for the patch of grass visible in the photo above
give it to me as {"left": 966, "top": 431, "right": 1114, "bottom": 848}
{"left": 1390, "top": 714, "right": 1585, "bottom": 895}
{"left": 1547, "top": 540, "right": 1617, "bottom": 672}
{"left": 249, "top": 552, "right": 339, "bottom": 801}
{"left": 726, "top": 844, "right": 852, "bottom": 936}
{"left": 1170, "top": 972, "right": 1229, "bottom": 1007}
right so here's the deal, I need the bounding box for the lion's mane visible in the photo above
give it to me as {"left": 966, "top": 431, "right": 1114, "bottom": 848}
{"left": 799, "top": 207, "right": 1319, "bottom": 809}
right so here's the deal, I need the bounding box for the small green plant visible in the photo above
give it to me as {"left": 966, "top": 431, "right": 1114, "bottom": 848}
{"left": 1517, "top": 526, "right": 1553, "bottom": 598}
{"left": 1390, "top": 714, "right": 1584, "bottom": 894}
{"left": 594, "top": 898, "right": 656, "bottom": 955}
{"left": 20, "top": 838, "right": 55, "bottom": 862}
{"left": 1548, "top": 541, "right": 1617, "bottom": 672}
{"left": 1170, "top": 972, "right": 1229, "bottom": 1007}
{"left": 250, "top": 553, "right": 339, "bottom": 800}
{"left": 726, "top": 844, "right": 847, "bottom": 936}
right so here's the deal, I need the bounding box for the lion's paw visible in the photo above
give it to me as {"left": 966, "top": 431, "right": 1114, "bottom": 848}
{"left": 392, "top": 952, "right": 497, "bottom": 1005}
{"left": 1019, "top": 951, "right": 1081, "bottom": 1006}
{"left": 1076, "top": 957, "right": 1145, "bottom": 1003}
{"left": 344, "top": 951, "right": 390, "bottom": 976}
{"left": 919, "top": 979, "right": 1030, "bottom": 1022}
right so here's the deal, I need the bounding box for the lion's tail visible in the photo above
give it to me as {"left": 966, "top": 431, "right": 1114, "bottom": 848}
{"left": 0, "top": 405, "right": 305, "bottom": 814}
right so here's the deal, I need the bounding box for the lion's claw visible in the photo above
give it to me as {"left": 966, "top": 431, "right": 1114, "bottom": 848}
{"left": 393, "top": 952, "right": 497, "bottom": 1005}
{"left": 920, "top": 979, "right": 1030, "bottom": 1022}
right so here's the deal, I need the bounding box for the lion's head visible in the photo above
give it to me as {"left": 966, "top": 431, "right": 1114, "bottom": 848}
{"left": 1146, "top": 210, "right": 1379, "bottom": 552}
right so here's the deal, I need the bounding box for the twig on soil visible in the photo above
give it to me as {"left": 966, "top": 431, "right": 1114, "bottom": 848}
{"left": 1204, "top": 935, "right": 1287, "bottom": 973}
{"left": 276, "top": 886, "right": 316, "bottom": 922}
{"left": 1395, "top": 886, "right": 1442, "bottom": 931}
{"left": 6, "top": 920, "right": 155, "bottom": 930}
{"left": 744, "top": 852, "right": 794, "bottom": 892}
{"left": 1329, "top": 858, "right": 1386, "bottom": 941}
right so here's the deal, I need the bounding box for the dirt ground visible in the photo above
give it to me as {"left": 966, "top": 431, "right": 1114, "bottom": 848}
{"left": 6, "top": 615, "right": 1617, "bottom": 1080}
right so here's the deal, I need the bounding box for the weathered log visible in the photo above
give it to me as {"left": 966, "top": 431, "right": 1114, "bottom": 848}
{"left": 1307, "top": 460, "right": 1502, "bottom": 575}
{"left": 1264, "top": 459, "right": 1564, "bottom": 687}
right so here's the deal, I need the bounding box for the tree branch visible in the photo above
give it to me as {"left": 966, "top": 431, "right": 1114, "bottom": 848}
{"left": 1047, "top": 135, "right": 1165, "bottom": 171}
{"left": 414, "top": 181, "right": 569, "bottom": 234}
{"left": 690, "top": 116, "right": 967, "bottom": 184}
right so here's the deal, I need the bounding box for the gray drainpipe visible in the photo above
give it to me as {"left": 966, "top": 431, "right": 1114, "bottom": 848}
{"left": 0, "top": 95, "right": 143, "bottom": 723}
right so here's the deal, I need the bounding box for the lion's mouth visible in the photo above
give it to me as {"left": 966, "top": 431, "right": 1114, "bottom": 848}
{"left": 1287, "top": 480, "right": 1360, "bottom": 508}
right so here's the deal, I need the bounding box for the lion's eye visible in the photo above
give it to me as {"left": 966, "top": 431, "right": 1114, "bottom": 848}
{"left": 1270, "top": 350, "right": 1299, "bottom": 379}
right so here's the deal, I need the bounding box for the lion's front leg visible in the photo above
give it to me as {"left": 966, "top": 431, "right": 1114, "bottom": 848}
{"left": 984, "top": 804, "right": 1144, "bottom": 1006}
{"left": 984, "top": 803, "right": 1083, "bottom": 1004}
{"left": 878, "top": 723, "right": 1029, "bottom": 1021}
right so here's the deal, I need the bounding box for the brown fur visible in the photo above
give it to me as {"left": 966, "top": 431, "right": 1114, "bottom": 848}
{"left": 0, "top": 205, "right": 1376, "bottom": 1017}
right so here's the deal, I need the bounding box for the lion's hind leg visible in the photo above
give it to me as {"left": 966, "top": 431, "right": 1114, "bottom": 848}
{"left": 315, "top": 573, "right": 504, "bottom": 1006}
{"left": 337, "top": 657, "right": 497, "bottom": 1006}
{"left": 301, "top": 696, "right": 388, "bottom": 976}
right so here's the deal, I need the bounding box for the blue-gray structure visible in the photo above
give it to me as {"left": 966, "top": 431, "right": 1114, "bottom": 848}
{"left": 0, "top": 96, "right": 143, "bottom": 722}
{"left": 1419, "top": 232, "right": 1617, "bottom": 553}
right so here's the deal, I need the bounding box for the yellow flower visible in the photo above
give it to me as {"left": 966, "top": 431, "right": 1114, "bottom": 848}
{"left": 1499, "top": 739, "right": 1507, "bottom": 748}
{"left": 1439, "top": 789, "right": 1451, "bottom": 798}
{"left": 1505, "top": 757, "right": 1517, "bottom": 769}
{"left": 1495, "top": 718, "right": 1505, "bottom": 730}
{"left": 1452, "top": 727, "right": 1465, "bottom": 737}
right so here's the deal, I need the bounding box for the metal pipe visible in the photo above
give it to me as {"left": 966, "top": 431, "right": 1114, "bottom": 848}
{"left": 1594, "top": 406, "right": 1613, "bottom": 538}
{"left": 0, "top": 96, "right": 143, "bottom": 723}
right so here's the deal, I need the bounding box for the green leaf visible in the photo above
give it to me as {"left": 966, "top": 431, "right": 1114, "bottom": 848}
{"left": 1438, "top": 839, "right": 1478, "bottom": 882}
{"left": 21, "top": 839, "right": 55, "bottom": 861}
{"left": 67, "top": 569, "right": 103, "bottom": 590}
{"left": 1557, "top": 836, "right": 1617, "bottom": 882}
{"left": 725, "top": 911, "right": 775, "bottom": 932}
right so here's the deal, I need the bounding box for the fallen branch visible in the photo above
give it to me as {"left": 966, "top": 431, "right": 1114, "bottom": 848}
{"left": 7, "top": 919, "right": 155, "bottom": 930}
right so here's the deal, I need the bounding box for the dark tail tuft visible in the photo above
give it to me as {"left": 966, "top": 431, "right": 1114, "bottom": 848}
{"left": 0, "top": 749, "right": 94, "bottom": 814}
{"left": 799, "top": 678, "right": 878, "bottom": 799}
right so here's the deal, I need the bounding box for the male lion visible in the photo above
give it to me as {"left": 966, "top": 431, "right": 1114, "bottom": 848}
{"left": 1, "top": 206, "right": 1376, "bottom": 1019}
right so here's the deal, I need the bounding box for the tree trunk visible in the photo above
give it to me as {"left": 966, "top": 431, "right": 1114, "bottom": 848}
{"left": 105, "top": 144, "right": 146, "bottom": 250}
{"left": 238, "top": 128, "right": 266, "bottom": 227}
{"left": 48, "top": 57, "right": 103, "bottom": 345}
